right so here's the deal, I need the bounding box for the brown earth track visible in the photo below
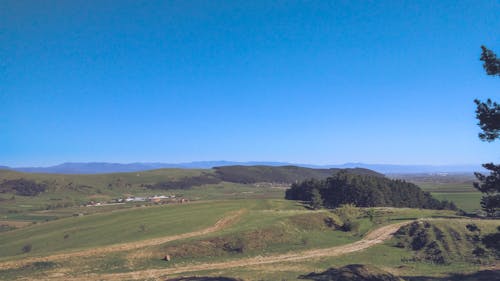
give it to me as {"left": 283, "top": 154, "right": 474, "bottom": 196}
{"left": 0, "top": 220, "right": 32, "bottom": 228}
{"left": 41, "top": 221, "right": 410, "bottom": 281}
{"left": 0, "top": 209, "right": 246, "bottom": 271}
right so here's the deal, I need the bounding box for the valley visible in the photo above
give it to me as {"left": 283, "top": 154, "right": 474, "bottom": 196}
{"left": 0, "top": 166, "right": 497, "bottom": 280}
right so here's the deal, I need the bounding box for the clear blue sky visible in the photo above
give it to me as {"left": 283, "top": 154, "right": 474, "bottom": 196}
{"left": 1, "top": 1, "right": 499, "bottom": 167}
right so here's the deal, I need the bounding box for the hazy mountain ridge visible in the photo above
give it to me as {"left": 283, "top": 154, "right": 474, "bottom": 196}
{"left": 1, "top": 161, "right": 484, "bottom": 175}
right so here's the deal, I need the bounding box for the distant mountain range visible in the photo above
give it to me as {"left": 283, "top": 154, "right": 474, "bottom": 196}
{"left": 0, "top": 161, "right": 485, "bottom": 175}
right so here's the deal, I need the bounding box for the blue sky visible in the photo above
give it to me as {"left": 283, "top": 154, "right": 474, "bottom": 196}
{"left": 1, "top": 1, "right": 499, "bottom": 167}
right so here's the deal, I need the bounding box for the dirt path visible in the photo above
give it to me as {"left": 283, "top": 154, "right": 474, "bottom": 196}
{"left": 43, "top": 221, "right": 410, "bottom": 281}
{"left": 0, "top": 209, "right": 245, "bottom": 270}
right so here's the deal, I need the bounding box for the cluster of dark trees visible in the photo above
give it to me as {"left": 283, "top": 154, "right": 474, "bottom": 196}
{"left": 474, "top": 46, "right": 500, "bottom": 216}
{"left": 214, "top": 165, "right": 382, "bottom": 184}
{"left": 285, "top": 171, "right": 457, "bottom": 210}
{"left": 140, "top": 166, "right": 383, "bottom": 190}
{"left": 142, "top": 174, "right": 221, "bottom": 190}
{"left": 0, "top": 179, "right": 47, "bottom": 196}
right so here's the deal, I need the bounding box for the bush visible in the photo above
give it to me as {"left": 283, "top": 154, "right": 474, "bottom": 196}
{"left": 22, "top": 243, "right": 32, "bottom": 253}
{"left": 473, "top": 246, "right": 487, "bottom": 257}
{"left": 366, "top": 208, "right": 376, "bottom": 222}
{"left": 466, "top": 223, "right": 480, "bottom": 232}
{"left": 222, "top": 238, "right": 245, "bottom": 253}
{"left": 335, "top": 204, "right": 361, "bottom": 232}
{"left": 342, "top": 220, "right": 361, "bottom": 232}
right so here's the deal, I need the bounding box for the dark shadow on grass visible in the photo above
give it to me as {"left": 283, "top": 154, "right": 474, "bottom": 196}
{"left": 403, "top": 269, "right": 500, "bottom": 281}
{"left": 428, "top": 215, "right": 464, "bottom": 219}
{"left": 389, "top": 217, "right": 418, "bottom": 221}
{"left": 299, "top": 264, "right": 403, "bottom": 281}
{"left": 167, "top": 277, "right": 242, "bottom": 281}
{"left": 0, "top": 261, "right": 58, "bottom": 280}
{"left": 389, "top": 215, "right": 470, "bottom": 221}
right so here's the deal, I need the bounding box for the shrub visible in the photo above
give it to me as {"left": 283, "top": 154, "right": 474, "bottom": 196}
{"left": 222, "top": 238, "right": 245, "bottom": 253}
{"left": 22, "top": 244, "right": 32, "bottom": 253}
{"left": 335, "top": 203, "right": 361, "bottom": 232}
{"left": 366, "top": 208, "right": 376, "bottom": 222}
{"left": 342, "top": 220, "right": 361, "bottom": 232}
{"left": 473, "top": 246, "right": 487, "bottom": 257}
{"left": 466, "top": 223, "right": 480, "bottom": 232}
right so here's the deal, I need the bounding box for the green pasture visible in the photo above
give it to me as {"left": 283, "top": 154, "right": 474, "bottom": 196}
{"left": 431, "top": 192, "right": 483, "bottom": 212}
{"left": 0, "top": 200, "right": 251, "bottom": 260}
{"left": 160, "top": 219, "right": 500, "bottom": 281}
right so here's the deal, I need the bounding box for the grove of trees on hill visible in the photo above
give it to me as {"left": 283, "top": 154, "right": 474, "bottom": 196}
{"left": 214, "top": 165, "right": 382, "bottom": 184}
{"left": 285, "top": 171, "right": 456, "bottom": 210}
{"left": 0, "top": 179, "right": 47, "bottom": 196}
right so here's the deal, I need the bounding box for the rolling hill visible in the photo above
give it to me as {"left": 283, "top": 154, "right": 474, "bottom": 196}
{"left": 0, "top": 165, "right": 382, "bottom": 193}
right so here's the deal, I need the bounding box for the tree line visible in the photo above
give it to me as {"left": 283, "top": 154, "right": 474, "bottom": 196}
{"left": 473, "top": 46, "right": 500, "bottom": 216}
{"left": 0, "top": 179, "right": 47, "bottom": 196}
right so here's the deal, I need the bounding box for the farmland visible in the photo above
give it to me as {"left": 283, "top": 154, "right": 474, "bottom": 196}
{"left": 393, "top": 173, "right": 483, "bottom": 213}
{"left": 0, "top": 168, "right": 483, "bottom": 225}
{"left": 0, "top": 167, "right": 498, "bottom": 280}
{"left": 0, "top": 197, "right": 497, "bottom": 280}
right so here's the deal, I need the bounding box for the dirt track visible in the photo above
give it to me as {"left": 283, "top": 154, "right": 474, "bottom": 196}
{"left": 0, "top": 209, "right": 245, "bottom": 270}
{"left": 43, "top": 221, "right": 410, "bottom": 281}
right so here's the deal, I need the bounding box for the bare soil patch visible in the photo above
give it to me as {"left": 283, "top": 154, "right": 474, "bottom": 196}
{"left": 0, "top": 220, "right": 32, "bottom": 228}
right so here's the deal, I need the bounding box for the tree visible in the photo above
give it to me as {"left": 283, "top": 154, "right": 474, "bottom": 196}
{"left": 366, "top": 208, "right": 375, "bottom": 222}
{"left": 480, "top": 45, "right": 500, "bottom": 76}
{"left": 474, "top": 46, "right": 500, "bottom": 216}
{"left": 310, "top": 188, "right": 324, "bottom": 210}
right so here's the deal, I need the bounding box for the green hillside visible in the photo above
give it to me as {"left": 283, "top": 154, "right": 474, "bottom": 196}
{"left": 0, "top": 166, "right": 380, "bottom": 226}
{"left": 394, "top": 220, "right": 499, "bottom": 264}
{"left": 214, "top": 165, "right": 382, "bottom": 184}
{"left": 0, "top": 200, "right": 250, "bottom": 260}
{"left": 0, "top": 166, "right": 381, "bottom": 193}
{"left": 1, "top": 199, "right": 497, "bottom": 281}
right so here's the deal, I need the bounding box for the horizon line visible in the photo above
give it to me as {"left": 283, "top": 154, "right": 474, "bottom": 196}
{"left": 2, "top": 160, "right": 486, "bottom": 169}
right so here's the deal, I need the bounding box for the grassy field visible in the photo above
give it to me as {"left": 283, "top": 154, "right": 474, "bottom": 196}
{"left": 432, "top": 192, "right": 483, "bottom": 212}
{"left": 152, "top": 218, "right": 499, "bottom": 281}
{"left": 0, "top": 168, "right": 483, "bottom": 230}
{"left": 1, "top": 199, "right": 484, "bottom": 281}
{"left": 0, "top": 200, "right": 250, "bottom": 260}
{"left": 1, "top": 170, "right": 497, "bottom": 280}
{"left": 0, "top": 168, "right": 288, "bottom": 226}
{"left": 203, "top": 240, "right": 495, "bottom": 281}
{"left": 404, "top": 177, "right": 482, "bottom": 213}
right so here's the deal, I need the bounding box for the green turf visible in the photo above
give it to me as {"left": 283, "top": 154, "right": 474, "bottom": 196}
{"left": 163, "top": 219, "right": 500, "bottom": 281}
{"left": 0, "top": 168, "right": 288, "bottom": 225}
{"left": 1, "top": 199, "right": 498, "bottom": 281}
{"left": 431, "top": 192, "right": 483, "bottom": 212}
{"left": 0, "top": 200, "right": 254, "bottom": 260}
